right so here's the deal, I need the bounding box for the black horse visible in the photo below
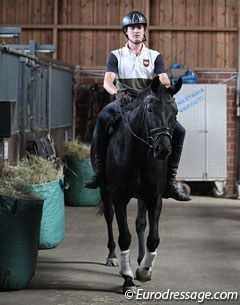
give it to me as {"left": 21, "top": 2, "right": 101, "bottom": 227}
{"left": 92, "top": 76, "right": 182, "bottom": 293}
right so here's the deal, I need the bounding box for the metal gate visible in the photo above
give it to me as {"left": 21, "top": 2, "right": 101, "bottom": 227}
{"left": 0, "top": 46, "right": 74, "bottom": 164}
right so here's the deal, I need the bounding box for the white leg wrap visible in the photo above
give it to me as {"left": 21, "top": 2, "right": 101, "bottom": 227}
{"left": 120, "top": 249, "right": 134, "bottom": 279}
{"left": 135, "top": 249, "right": 157, "bottom": 282}
{"left": 140, "top": 248, "right": 157, "bottom": 269}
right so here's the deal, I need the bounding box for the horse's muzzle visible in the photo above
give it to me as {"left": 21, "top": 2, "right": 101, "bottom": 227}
{"left": 149, "top": 127, "right": 172, "bottom": 160}
{"left": 154, "top": 141, "right": 172, "bottom": 160}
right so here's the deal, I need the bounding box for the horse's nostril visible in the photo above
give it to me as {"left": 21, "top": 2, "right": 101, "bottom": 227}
{"left": 155, "top": 146, "right": 160, "bottom": 154}
{"left": 154, "top": 145, "right": 171, "bottom": 160}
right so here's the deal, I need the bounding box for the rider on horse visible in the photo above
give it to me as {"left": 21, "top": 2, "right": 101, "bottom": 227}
{"left": 85, "top": 11, "right": 191, "bottom": 202}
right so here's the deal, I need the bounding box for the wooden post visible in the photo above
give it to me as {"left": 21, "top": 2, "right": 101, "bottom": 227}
{"left": 53, "top": 0, "right": 58, "bottom": 60}
{"left": 145, "top": 0, "right": 150, "bottom": 47}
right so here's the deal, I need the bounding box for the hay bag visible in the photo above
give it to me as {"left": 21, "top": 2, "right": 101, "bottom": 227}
{"left": 0, "top": 195, "right": 43, "bottom": 291}
{"left": 64, "top": 156, "right": 100, "bottom": 206}
{"left": 26, "top": 177, "right": 65, "bottom": 249}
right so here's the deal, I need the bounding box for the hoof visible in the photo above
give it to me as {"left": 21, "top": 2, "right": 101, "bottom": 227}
{"left": 106, "top": 257, "right": 119, "bottom": 267}
{"left": 135, "top": 267, "right": 152, "bottom": 282}
{"left": 122, "top": 275, "right": 137, "bottom": 295}
{"left": 122, "top": 284, "right": 137, "bottom": 295}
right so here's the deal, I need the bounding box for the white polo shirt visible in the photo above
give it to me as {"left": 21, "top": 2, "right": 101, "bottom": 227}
{"left": 106, "top": 43, "right": 165, "bottom": 96}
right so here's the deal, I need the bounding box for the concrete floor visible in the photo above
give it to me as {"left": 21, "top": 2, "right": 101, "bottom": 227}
{"left": 1, "top": 196, "right": 240, "bottom": 305}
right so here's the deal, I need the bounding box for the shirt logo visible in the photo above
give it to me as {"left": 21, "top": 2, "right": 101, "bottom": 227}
{"left": 143, "top": 59, "right": 149, "bottom": 67}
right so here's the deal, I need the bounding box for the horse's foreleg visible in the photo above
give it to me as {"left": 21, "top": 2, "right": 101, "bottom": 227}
{"left": 113, "top": 198, "right": 136, "bottom": 294}
{"left": 113, "top": 200, "right": 131, "bottom": 251}
{"left": 146, "top": 196, "right": 162, "bottom": 252}
{"left": 136, "top": 196, "right": 162, "bottom": 282}
{"left": 120, "top": 249, "right": 137, "bottom": 294}
{"left": 136, "top": 199, "right": 147, "bottom": 265}
{"left": 135, "top": 248, "right": 157, "bottom": 282}
{"left": 101, "top": 187, "right": 118, "bottom": 267}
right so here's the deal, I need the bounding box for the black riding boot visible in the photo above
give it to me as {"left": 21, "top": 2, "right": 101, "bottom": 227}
{"left": 84, "top": 132, "right": 108, "bottom": 189}
{"left": 164, "top": 145, "right": 191, "bottom": 201}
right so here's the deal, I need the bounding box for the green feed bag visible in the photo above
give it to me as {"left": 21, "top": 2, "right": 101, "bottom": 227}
{"left": 64, "top": 156, "right": 100, "bottom": 206}
{"left": 26, "top": 177, "right": 65, "bottom": 249}
{"left": 0, "top": 195, "right": 43, "bottom": 291}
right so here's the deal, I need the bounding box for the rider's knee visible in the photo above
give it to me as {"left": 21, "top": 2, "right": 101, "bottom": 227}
{"left": 172, "top": 121, "right": 186, "bottom": 145}
{"left": 96, "top": 109, "right": 110, "bottom": 132}
{"left": 175, "top": 121, "right": 186, "bottom": 136}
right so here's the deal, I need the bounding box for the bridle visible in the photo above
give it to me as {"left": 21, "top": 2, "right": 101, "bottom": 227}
{"left": 148, "top": 127, "right": 172, "bottom": 148}
{"left": 119, "top": 100, "right": 173, "bottom": 148}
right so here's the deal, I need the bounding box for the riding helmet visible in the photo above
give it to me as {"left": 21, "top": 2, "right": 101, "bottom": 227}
{"left": 121, "top": 11, "right": 147, "bottom": 31}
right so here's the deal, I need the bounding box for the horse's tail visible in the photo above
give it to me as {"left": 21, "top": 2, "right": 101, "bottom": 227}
{"left": 95, "top": 200, "right": 104, "bottom": 216}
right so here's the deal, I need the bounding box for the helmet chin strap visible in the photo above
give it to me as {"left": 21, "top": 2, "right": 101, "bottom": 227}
{"left": 126, "top": 34, "right": 147, "bottom": 45}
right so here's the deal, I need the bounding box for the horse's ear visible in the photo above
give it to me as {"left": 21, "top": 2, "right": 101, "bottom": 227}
{"left": 151, "top": 76, "right": 160, "bottom": 92}
{"left": 169, "top": 77, "right": 182, "bottom": 95}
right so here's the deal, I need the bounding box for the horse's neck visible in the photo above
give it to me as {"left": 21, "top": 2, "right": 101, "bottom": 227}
{"left": 122, "top": 104, "right": 149, "bottom": 158}
{"left": 127, "top": 103, "right": 146, "bottom": 135}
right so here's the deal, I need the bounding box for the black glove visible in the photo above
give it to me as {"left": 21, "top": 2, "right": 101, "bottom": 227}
{"left": 115, "top": 91, "right": 133, "bottom": 105}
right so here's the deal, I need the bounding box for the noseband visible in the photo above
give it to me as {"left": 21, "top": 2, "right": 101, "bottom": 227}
{"left": 119, "top": 101, "right": 173, "bottom": 149}
{"left": 148, "top": 127, "right": 172, "bottom": 148}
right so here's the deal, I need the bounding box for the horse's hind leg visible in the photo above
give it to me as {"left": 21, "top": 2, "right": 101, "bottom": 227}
{"left": 100, "top": 187, "right": 118, "bottom": 267}
{"left": 136, "top": 196, "right": 162, "bottom": 282}
{"left": 136, "top": 199, "right": 147, "bottom": 265}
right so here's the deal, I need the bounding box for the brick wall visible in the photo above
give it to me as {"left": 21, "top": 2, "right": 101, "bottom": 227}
{"left": 75, "top": 70, "right": 238, "bottom": 197}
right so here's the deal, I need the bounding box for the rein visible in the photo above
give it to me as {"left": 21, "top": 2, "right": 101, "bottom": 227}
{"left": 119, "top": 103, "right": 172, "bottom": 148}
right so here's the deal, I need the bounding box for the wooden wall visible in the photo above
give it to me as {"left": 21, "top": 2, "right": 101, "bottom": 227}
{"left": 0, "top": 0, "right": 238, "bottom": 70}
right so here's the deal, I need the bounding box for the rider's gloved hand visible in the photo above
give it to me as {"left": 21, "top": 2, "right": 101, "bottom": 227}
{"left": 115, "top": 91, "right": 133, "bottom": 105}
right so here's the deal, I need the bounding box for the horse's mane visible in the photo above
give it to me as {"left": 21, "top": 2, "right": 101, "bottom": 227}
{"left": 134, "top": 78, "right": 175, "bottom": 108}
{"left": 134, "top": 83, "right": 152, "bottom": 107}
